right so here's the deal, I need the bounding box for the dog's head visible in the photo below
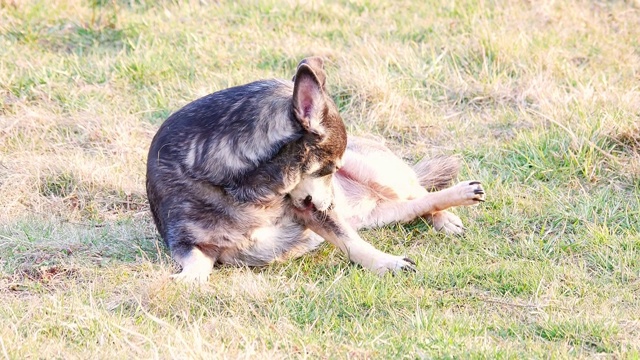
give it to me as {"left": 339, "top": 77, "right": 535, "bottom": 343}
{"left": 289, "top": 57, "right": 347, "bottom": 213}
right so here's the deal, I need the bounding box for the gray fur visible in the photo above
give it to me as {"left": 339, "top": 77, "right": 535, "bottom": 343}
{"left": 146, "top": 58, "right": 347, "bottom": 268}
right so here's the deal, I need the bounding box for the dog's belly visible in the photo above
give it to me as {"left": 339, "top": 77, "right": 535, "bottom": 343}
{"left": 332, "top": 176, "right": 378, "bottom": 228}
{"left": 341, "top": 144, "right": 423, "bottom": 201}
{"left": 217, "top": 217, "right": 322, "bottom": 266}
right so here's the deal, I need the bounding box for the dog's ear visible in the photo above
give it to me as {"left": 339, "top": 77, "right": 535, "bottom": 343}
{"left": 292, "top": 57, "right": 327, "bottom": 137}
{"left": 291, "top": 57, "right": 326, "bottom": 88}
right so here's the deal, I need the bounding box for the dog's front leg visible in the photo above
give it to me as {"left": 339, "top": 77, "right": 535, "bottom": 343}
{"left": 304, "top": 211, "right": 416, "bottom": 275}
{"left": 225, "top": 141, "right": 306, "bottom": 204}
{"left": 225, "top": 166, "right": 300, "bottom": 204}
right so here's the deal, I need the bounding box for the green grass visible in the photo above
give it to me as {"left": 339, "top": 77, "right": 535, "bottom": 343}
{"left": 1, "top": 0, "right": 639, "bottom": 358}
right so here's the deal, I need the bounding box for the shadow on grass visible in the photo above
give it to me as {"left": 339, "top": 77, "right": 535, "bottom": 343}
{"left": 0, "top": 215, "right": 166, "bottom": 281}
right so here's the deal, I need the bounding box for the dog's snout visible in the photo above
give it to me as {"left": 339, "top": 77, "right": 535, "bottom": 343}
{"left": 303, "top": 195, "right": 312, "bottom": 207}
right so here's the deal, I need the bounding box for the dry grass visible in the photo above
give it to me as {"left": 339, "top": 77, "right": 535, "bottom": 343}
{"left": 1, "top": 0, "right": 639, "bottom": 358}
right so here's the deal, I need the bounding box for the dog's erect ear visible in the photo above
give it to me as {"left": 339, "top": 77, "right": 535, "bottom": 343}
{"left": 292, "top": 57, "right": 327, "bottom": 137}
{"left": 291, "top": 57, "right": 326, "bottom": 88}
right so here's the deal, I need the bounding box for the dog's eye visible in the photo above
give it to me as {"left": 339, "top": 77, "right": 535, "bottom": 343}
{"left": 314, "top": 163, "right": 337, "bottom": 177}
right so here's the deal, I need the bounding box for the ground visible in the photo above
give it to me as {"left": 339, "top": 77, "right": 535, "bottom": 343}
{"left": 1, "top": 0, "right": 639, "bottom": 358}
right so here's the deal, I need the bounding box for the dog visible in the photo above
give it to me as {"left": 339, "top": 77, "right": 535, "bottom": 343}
{"left": 146, "top": 57, "right": 485, "bottom": 283}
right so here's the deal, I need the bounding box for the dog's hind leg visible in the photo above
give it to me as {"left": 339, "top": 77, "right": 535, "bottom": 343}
{"left": 423, "top": 211, "right": 465, "bottom": 235}
{"left": 279, "top": 230, "right": 325, "bottom": 260}
{"left": 229, "top": 225, "right": 324, "bottom": 266}
{"left": 355, "top": 180, "right": 485, "bottom": 230}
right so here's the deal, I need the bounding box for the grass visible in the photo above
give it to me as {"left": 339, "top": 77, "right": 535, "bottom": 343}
{"left": 1, "top": 0, "right": 639, "bottom": 358}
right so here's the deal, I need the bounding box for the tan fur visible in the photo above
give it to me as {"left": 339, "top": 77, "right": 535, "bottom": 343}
{"left": 333, "top": 136, "right": 483, "bottom": 235}
{"left": 412, "top": 156, "right": 461, "bottom": 191}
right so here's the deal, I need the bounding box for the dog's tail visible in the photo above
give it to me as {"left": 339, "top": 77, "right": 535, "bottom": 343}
{"left": 412, "top": 156, "right": 460, "bottom": 191}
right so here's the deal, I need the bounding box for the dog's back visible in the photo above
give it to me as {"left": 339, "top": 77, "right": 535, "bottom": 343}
{"left": 147, "top": 80, "right": 300, "bottom": 191}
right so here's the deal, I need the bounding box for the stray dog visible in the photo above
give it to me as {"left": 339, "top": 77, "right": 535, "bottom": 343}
{"left": 146, "top": 57, "right": 485, "bottom": 282}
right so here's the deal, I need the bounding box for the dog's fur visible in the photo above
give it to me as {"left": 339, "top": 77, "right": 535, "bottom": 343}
{"left": 146, "top": 57, "right": 485, "bottom": 282}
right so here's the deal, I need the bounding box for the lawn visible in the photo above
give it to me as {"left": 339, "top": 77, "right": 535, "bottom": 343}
{"left": 1, "top": 0, "right": 639, "bottom": 358}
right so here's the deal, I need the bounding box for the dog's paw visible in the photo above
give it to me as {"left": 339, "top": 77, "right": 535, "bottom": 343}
{"left": 169, "top": 249, "right": 214, "bottom": 285}
{"left": 371, "top": 254, "right": 416, "bottom": 275}
{"left": 450, "top": 180, "right": 485, "bottom": 206}
{"left": 169, "top": 269, "right": 211, "bottom": 284}
{"left": 428, "top": 210, "right": 465, "bottom": 235}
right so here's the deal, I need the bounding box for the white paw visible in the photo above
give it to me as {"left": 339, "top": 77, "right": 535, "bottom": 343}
{"left": 451, "top": 180, "right": 485, "bottom": 206}
{"left": 169, "top": 268, "right": 211, "bottom": 284}
{"left": 370, "top": 253, "right": 416, "bottom": 276}
{"left": 429, "top": 210, "right": 465, "bottom": 235}
{"left": 169, "top": 248, "right": 214, "bottom": 284}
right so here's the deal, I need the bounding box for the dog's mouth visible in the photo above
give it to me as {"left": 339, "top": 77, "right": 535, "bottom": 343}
{"left": 287, "top": 194, "right": 320, "bottom": 214}
{"left": 287, "top": 194, "right": 334, "bottom": 215}
{"left": 296, "top": 195, "right": 317, "bottom": 212}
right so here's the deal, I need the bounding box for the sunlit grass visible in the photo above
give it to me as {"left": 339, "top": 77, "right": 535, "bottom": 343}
{"left": 1, "top": 0, "right": 639, "bottom": 358}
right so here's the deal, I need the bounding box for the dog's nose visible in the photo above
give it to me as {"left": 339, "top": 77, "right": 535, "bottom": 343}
{"left": 303, "top": 195, "right": 312, "bottom": 207}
